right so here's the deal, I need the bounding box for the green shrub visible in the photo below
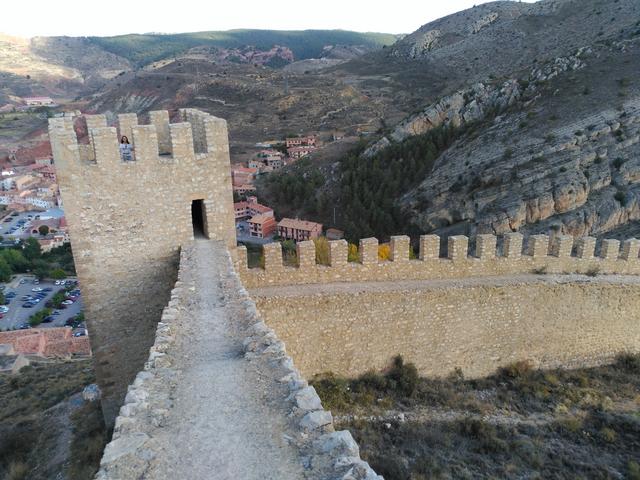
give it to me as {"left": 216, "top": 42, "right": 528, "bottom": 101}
{"left": 499, "top": 360, "right": 533, "bottom": 379}
{"left": 387, "top": 355, "right": 419, "bottom": 396}
{"left": 615, "top": 353, "right": 640, "bottom": 372}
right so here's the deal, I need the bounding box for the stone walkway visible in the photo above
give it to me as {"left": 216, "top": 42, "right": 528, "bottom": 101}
{"left": 144, "top": 240, "right": 307, "bottom": 479}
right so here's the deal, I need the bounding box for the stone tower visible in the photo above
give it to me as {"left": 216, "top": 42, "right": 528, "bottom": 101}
{"left": 49, "top": 108, "right": 236, "bottom": 425}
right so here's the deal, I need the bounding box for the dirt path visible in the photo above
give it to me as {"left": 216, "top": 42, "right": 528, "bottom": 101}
{"left": 145, "top": 240, "right": 307, "bottom": 479}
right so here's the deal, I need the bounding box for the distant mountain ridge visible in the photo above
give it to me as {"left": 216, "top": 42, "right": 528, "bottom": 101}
{"left": 87, "top": 29, "right": 399, "bottom": 67}
{"left": 0, "top": 29, "right": 398, "bottom": 103}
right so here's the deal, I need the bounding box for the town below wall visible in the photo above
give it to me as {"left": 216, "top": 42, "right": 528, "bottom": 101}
{"left": 251, "top": 274, "right": 640, "bottom": 379}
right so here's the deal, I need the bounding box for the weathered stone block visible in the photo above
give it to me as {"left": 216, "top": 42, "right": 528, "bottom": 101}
{"left": 448, "top": 236, "right": 468, "bottom": 261}
{"left": 329, "top": 240, "right": 348, "bottom": 267}
{"left": 476, "top": 234, "right": 497, "bottom": 259}
{"left": 297, "top": 241, "right": 316, "bottom": 268}
{"left": 576, "top": 236, "right": 596, "bottom": 259}
{"left": 529, "top": 234, "right": 549, "bottom": 258}
{"left": 419, "top": 235, "right": 439, "bottom": 260}
{"left": 390, "top": 235, "right": 410, "bottom": 262}
{"left": 504, "top": 233, "right": 523, "bottom": 258}
{"left": 600, "top": 239, "right": 620, "bottom": 260}
{"left": 359, "top": 238, "right": 378, "bottom": 265}
{"left": 621, "top": 239, "right": 640, "bottom": 261}
{"left": 551, "top": 235, "right": 573, "bottom": 258}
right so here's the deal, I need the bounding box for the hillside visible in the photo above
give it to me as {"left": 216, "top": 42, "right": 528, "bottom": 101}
{"left": 87, "top": 30, "right": 399, "bottom": 67}
{"left": 259, "top": 0, "right": 640, "bottom": 241}
{"left": 0, "top": 29, "right": 397, "bottom": 110}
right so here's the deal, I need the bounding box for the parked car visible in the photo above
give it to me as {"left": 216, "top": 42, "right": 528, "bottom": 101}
{"left": 61, "top": 300, "right": 74, "bottom": 305}
{"left": 43, "top": 316, "right": 54, "bottom": 323}
{"left": 52, "top": 311, "right": 61, "bottom": 315}
{"left": 22, "top": 303, "right": 34, "bottom": 308}
{"left": 73, "top": 331, "right": 86, "bottom": 337}
{"left": 19, "top": 279, "right": 27, "bottom": 284}
{"left": 32, "top": 287, "right": 43, "bottom": 292}
{"left": 0, "top": 306, "right": 9, "bottom": 313}
{"left": 18, "top": 323, "right": 30, "bottom": 329}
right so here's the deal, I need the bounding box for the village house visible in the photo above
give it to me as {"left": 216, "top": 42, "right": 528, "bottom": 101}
{"left": 287, "top": 145, "right": 316, "bottom": 160}
{"left": 249, "top": 150, "right": 285, "bottom": 172}
{"left": 234, "top": 196, "right": 274, "bottom": 220}
{"left": 233, "top": 184, "right": 257, "bottom": 196}
{"left": 22, "top": 96, "right": 55, "bottom": 106}
{"left": 277, "top": 218, "right": 323, "bottom": 241}
{"left": 285, "top": 135, "right": 317, "bottom": 148}
{"left": 38, "top": 233, "right": 67, "bottom": 252}
{"left": 231, "top": 166, "right": 258, "bottom": 187}
{"left": 326, "top": 228, "right": 345, "bottom": 240}
{"left": 248, "top": 213, "right": 277, "bottom": 239}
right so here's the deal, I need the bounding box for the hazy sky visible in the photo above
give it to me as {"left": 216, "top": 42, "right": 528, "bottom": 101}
{"left": 2, "top": 0, "right": 538, "bottom": 37}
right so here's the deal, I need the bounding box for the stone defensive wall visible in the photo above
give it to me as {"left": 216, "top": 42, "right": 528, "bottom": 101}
{"left": 237, "top": 233, "right": 640, "bottom": 287}
{"left": 239, "top": 233, "right": 640, "bottom": 379}
{"left": 96, "top": 243, "right": 382, "bottom": 480}
{"left": 49, "top": 109, "right": 236, "bottom": 425}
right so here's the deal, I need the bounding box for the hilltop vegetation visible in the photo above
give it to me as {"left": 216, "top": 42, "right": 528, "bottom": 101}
{"left": 258, "top": 124, "right": 463, "bottom": 241}
{"left": 313, "top": 354, "right": 640, "bottom": 480}
{"left": 88, "top": 30, "right": 398, "bottom": 67}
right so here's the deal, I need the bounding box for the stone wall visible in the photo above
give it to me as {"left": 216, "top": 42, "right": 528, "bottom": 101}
{"left": 239, "top": 233, "right": 640, "bottom": 380}
{"left": 251, "top": 275, "right": 640, "bottom": 379}
{"left": 96, "top": 243, "right": 382, "bottom": 480}
{"left": 237, "top": 233, "right": 640, "bottom": 288}
{"left": 49, "top": 108, "right": 236, "bottom": 425}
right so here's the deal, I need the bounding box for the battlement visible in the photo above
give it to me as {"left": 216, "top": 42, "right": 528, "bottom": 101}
{"left": 48, "top": 109, "right": 229, "bottom": 170}
{"left": 237, "top": 233, "right": 640, "bottom": 288}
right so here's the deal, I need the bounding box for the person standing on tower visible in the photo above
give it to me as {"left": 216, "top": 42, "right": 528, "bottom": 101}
{"left": 119, "top": 136, "right": 133, "bottom": 161}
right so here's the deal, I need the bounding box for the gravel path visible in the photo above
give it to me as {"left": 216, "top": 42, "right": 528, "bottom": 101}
{"left": 145, "top": 240, "right": 307, "bottom": 479}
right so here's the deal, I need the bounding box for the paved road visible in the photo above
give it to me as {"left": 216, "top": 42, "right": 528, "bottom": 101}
{"left": 144, "top": 240, "right": 307, "bottom": 479}
{"left": 0, "top": 275, "right": 83, "bottom": 331}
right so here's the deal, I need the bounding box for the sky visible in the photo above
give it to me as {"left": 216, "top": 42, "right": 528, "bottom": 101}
{"left": 1, "top": 0, "right": 538, "bottom": 38}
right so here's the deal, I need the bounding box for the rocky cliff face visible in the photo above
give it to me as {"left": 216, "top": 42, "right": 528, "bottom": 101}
{"left": 400, "top": 33, "right": 640, "bottom": 239}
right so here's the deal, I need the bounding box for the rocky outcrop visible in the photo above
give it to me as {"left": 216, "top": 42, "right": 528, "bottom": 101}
{"left": 403, "top": 97, "right": 640, "bottom": 239}
{"left": 368, "top": 47, "right": 588, "bottom": 155}
{"left": 408, "top": 30, "right": 443, "bottom": 58}
{"left": 470, "top": 12, "right": 499, "bottom": 34}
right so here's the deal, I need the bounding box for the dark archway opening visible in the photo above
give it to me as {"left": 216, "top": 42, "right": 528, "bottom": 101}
{"left": 191, "top": 199, "right": 207, "bottom": 238}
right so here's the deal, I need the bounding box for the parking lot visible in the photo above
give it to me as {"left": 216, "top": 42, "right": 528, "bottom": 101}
{"left": 0, "top": 207, "right": 65, "bottom": 241}
{"left": 0, "top": 275, "right": 84, "bottom": 333}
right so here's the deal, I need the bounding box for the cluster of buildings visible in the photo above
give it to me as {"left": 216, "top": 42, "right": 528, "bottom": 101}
{"left": 230, "top": 135, "right": 328, "bottom": 243}
{"left": 231, "top": 135, "right": 318, "bottom": 197}
{"left": 233, "top": 196, "right": 323, "bottom": 242}
{"left": 231, "top": 135, "right": 317, "bottom": 196}
{"left": 0, "top": 159, "right": 59, "bottom": 210}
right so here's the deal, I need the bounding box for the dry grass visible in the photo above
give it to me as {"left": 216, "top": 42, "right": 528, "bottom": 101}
{"left": 313, "top": 354, "right": 640, "bottom": 480}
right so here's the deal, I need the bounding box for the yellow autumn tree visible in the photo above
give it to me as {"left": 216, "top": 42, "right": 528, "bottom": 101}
{"left": 314, "top": 236, "right": 330, "bottom": 265}
{"left": 347, "top": 243, "right": 359, "bottom": 262}
{"left": 378, "top": 243, "right": 391, "bottom": 261}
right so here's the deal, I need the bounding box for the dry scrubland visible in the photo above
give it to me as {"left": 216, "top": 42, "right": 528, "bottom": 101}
{"left": 312, "top": 355, "right": 640, "bottom": 480}
{"left": 0, "top": 361, "right": 108, "bottom": 480}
